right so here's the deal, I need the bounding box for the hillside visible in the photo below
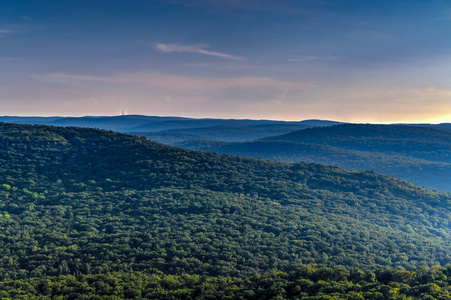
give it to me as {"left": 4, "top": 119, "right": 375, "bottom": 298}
{"left": 0, "top": 115, "right": 189, "bottom": 131}
{"left": 178, "top": 124, "right": 451, "bottom": 191}
{"left": 266, "top": 124, "right": 451, "bottom": 162}
{"left": 1, "top": 122, "right": 451, "bottom": 284}
{"left": 132, "top": 124, "right": 314, "bottom": 143}
{"left": 0, "top": 115, "right": 341, "bottom": 139}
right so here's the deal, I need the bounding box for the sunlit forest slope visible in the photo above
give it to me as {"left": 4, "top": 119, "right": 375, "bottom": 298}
{"left": 0, "top": 122, "right": 451, "bottom": 278}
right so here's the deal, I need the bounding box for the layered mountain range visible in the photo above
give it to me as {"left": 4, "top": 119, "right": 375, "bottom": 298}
{"left": 4, "top": 115, "right": 451, "bottom": 191}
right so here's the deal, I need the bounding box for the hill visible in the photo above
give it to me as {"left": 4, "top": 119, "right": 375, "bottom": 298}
{"left": 177, "top": 124, "right": 451, "bottom": 191}
{"left": 266, "top": 124, "right": 451, "bottom": 162}
{"left": 0, "top": 115, "right": 341, "bottom": 139}
{"left": 132, "top": 123, "right": 314, "bottom": 143}
{"left": 0, "top": 115, "right": 188, "bottom": 131}
{"left": 1, "top": 122, "right": 451, "bottom": 284}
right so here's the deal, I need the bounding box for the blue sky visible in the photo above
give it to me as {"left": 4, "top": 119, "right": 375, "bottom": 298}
{"left": 1, "top": 0, "right": 451, "bottom": 122}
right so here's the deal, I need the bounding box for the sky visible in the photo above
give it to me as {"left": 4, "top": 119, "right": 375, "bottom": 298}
{"left": 1, "top": 0, "right": 451, "bottom": 123}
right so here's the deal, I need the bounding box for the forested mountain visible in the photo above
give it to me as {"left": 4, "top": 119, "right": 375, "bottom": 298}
{"left": 177, "top": 124, "right": 451, "bottom": 191}
{"left": 434, "top": 123, "right": 451, "bottom": 132}
{"left": 133, "top": 123, "right": 314, "bottom": 143}
{"left": 266, "top": 124, "right": 451, "bottom": 158}
{"left": 0, "top": 115, "right": 190, "bottom": 131}
{"left": 1, "top": 122, "right": 451, "bottom": 273}
{"left": 3, "top": 122, "right": 451, "bottom": 298}
{"left": 10, "top": 117, "right": 451, "bottom": 192}
{"left": 0, "top": 115, "right": 340, "bottom": 138}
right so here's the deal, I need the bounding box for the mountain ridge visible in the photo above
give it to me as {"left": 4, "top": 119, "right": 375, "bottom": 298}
{"left": 177, "top": 123, "right": 451, "bottom": 191}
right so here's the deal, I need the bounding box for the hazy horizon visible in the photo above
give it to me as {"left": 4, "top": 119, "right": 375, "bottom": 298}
{"left": 1, "top": 113, "right": 450, "bottom": 125}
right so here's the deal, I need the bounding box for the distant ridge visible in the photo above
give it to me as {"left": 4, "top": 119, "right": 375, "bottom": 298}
{"left": 0, "top": 115, "right": 342, "bottom": 139}
{"left": 177, "top": 123, "right": 451, "bottom": 191}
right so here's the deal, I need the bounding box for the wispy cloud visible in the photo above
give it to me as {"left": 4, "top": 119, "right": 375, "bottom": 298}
{"left": 0, "top": 29, "right": 14, "bottom": 37}
{"left": 155, "top": 43, "right": 242, "bottom": 60}
{"left": 32, "top": 72, "right": 315, "bottom": 92}
{"left": 288, "top": 55, "right": 338, "bottom": 62}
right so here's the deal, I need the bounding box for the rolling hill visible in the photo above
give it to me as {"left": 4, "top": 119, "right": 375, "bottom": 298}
{"left": 1, "top": 122, "right": 451, "bottom": 281}
{"left": 5, "top": 116, "right": 449, "bottom": 190}
{"left": 177, "top": 124, "right": 451, "bottom": 191}
{"left": 131, "top": 123, "right": 314, "bottom": 143}
{"left": 0, "top": 115, "right": 341, "bottom": 139}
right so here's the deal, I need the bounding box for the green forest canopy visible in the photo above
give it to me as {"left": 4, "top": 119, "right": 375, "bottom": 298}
{"left": 1, "top": 122, "right": 451, "bottom": 298}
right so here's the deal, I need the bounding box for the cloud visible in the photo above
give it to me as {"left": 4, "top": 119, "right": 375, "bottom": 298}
{"left": 155, "top": 43, "right": 242, "bottom": 60}
{"left": 32, "top": 72, "right": 316, "bottom": 94}
{"left": 288, "top": 56, "right": 338, "bottom": 62}
{"left": 0, "top": 29, "right": 14, "bottom": 37}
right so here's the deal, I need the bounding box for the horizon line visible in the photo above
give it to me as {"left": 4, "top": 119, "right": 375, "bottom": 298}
{"left": 0, "top": 114, "right": 449, "bottom": 125}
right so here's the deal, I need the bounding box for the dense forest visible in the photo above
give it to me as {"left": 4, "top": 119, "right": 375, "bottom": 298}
{"left": 176, "top": 124, "right": 451, "bottom": 191}
{"left": 2, "top": 122, "right": 451, "bottom": 298}
{"left": 3, "top": 265, "right": 451, "bottom": 299}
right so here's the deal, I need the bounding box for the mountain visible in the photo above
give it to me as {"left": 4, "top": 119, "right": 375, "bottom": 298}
{"left": 132, "top": 123, "right": 314, "bottom": 143}
{"left": 129, "top": 119, "right": 342, "bottom": 143}
{"left": 266, "top": 124, "right": 451, "bottom": 160}
{"left": 0, "top": 115, "right": 341, "bottom": 142}
{"left": 1, "top": 122, "right": 451, "bottom": 284}
{"left": 125, "top": 118, "right": 340, "bottom": 133}
{"left": 178, "top": 124, "right": 451, "bottom": 191}
{"left": 0, "top": 115, "right": 189, "bottom": 131}
{"left": 7, "top": 117, "right": 447, "bottom": 191}
{"left": 433, "top": 123, "right": 451, "bottom": 132}
{"left": 0, "top": 116, "right": 64, "bottom": 124}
